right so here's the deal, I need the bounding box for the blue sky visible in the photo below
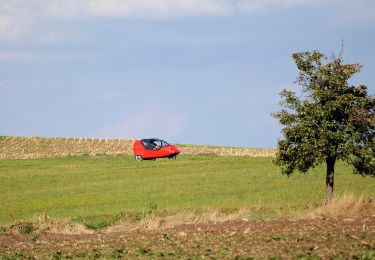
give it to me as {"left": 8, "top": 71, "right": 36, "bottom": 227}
{"left": 1, "top": 0, "right": 374, "bottom": 148}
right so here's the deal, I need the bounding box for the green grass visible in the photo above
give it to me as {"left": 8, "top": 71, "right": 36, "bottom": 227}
{"left": 73, "top": 214, "right": 122, "bottom": 230}
{"left": 0, "top": 154, "right": 374, "bottom": 225}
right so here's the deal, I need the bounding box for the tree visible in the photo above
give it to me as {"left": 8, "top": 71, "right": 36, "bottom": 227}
{"left": 273, "top": 50, "right": 375, "bottom": 204}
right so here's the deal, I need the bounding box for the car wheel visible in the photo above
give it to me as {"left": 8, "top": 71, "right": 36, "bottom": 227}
{"left": 169, "top": 155, "right": 177, "bottom": 160}
{"left": 135, "top": 155, "right": 143, "bottom": 161}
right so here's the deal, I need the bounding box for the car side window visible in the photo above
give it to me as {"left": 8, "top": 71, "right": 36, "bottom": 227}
{"left": 142, "top": 140, "right": 153, "bottom": 150}
{"left": 141, "top": 139, "right": 170, "bottom": 150}
{"left": 153, "top": 140, "right": 162, "bottom": 150}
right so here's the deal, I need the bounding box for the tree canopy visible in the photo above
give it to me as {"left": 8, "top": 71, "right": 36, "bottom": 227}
{"left": 273, "top": 50, "right": 375, "bottom": 203}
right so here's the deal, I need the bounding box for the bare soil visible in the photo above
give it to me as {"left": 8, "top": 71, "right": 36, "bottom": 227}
{"left": 1, "top": 215, "right": 374, "bottom": 259}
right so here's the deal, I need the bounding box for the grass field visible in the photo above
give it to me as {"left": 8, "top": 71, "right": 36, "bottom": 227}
{"left": 1, "top": 154, "right": 374, "bottom": 227}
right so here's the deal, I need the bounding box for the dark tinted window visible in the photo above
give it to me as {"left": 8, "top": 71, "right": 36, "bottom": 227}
{"left": 141, "top": 139, "right": 170, "bottom": 150}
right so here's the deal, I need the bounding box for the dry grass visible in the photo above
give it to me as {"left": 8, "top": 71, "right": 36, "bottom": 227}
{"left": 33, "top": 214, "right": 94, "bottom": 235}
{"left": 106, "top": 208, "right": 251, "bottom": 232}
{"left": 3, "top": 209, "right": 252, "bottom": 235}
{"left": 179, "top": 145, "right": 276, "bottom": 157}
{"left": 4, "top": 195, "right": 375, "bottom": 235}
{"left": 0, "top": 136, "right": 276, "bottom": 159}
{"left": 7, "top": 213, "right": 93, "bottom": 235}
{"left": 0, "top": 136, "right": 134, "bottom": 159}
{"left": 73, "top": 194, "right": 375, "bottom": 232}
{"left": 311, "top": 193, "right": 375, "bottom": 218}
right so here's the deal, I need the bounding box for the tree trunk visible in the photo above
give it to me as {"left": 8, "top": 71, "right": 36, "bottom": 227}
{"left": 325, "top": 156, "right": 336, "bottom": 205}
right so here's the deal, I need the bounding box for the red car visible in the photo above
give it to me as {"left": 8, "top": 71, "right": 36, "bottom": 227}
{"left": 133, "top": 138, "right": 180, "bottom": 161}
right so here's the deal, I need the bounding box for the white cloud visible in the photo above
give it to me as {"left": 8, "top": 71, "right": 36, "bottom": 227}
{"left": 0, "top": 0, "right": 374, "bottom": 41}
{"left": 0, "top": 0, "right": 230, "bottom": 20}
{"left": 89, "top": 0, "right": 231, "bottom": 18}
{"left": 0, "top": 0, "right": 229, "bottom": 40}
{"left": 34, "top": 31, "right": 77, "bottom": 44}
{"left": 1, "top": 0, "right": 370, "bottom": 20}
{"left": 100, "top": 106, "right": 187, "bottom": 140}
{"left": 0, "top": 50, "right": 36, "bottom": 62}
{"left": 234, "top": 0, "right": 369, "bottom": 12}
{"left": 0, "top": 15, "right": 30, "bottom": 40}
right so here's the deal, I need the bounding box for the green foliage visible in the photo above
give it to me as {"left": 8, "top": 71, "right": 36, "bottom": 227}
{"left": 51, "top": 251, "right": 62, "bottom": 260}
{"left": 28, "top": 234, "right": 38, "bottom": 242}
{"left": 353, "top": 251, "right": 375, "bottom": 260}
{"left": 296, "top": 254, "right": 321, "bottom": 260}
{"left": 0, "top": 226, "right": 6, "bottom": 235}
{"left": 76, "top": 252, "right": 87, "bottom": 258}
{"left": 18, "top": 225, "right": 33, "bottom": 234}
{"left": 135, "top": 248, "right": 153, "bottom": 256}
{"left": 267, "top": 235, "right": 283, "bottom": 242}
{"left": 90, "top": 250, "right": 101, "bottom": 259}
{"left": 148, "top": 201, "right": 158, "bottom": 212}
{"left": 0, "top": 253, "right": 38, "bottom": 260}
{"left": 273, "top": 50, "right": 375, "bottom": 176}
{"left": 109, "top": 248, "right": 124, "bottom": 258}
{"left": 74, "top": 214, "right": 121, "bottom": 230}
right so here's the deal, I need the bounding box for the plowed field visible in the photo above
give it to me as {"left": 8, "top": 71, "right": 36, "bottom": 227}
{"left": 1, "top": 215, "right": 374, "bottom": 259}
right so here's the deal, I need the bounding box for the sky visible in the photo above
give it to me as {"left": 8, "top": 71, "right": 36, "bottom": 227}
{"left": 1, "top": 0, "right": 374, "bottom": 148}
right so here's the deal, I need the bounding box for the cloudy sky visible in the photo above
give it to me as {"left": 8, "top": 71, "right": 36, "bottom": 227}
{"left": 1, "top": 0, "right": 374, "bottom": 148}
